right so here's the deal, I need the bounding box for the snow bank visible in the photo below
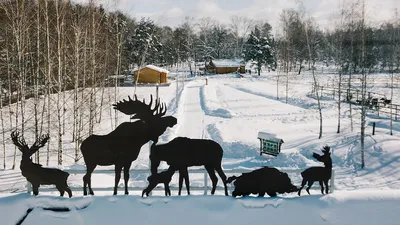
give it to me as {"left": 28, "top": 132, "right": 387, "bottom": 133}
{"left": 2, "top": 190, "right": 400, "bottom": 225}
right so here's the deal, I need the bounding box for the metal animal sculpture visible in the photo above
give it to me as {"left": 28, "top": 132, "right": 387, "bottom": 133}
{"left": 80, "top": 94, "right": 177, "bottom": 195}
{"left": 298, "top": 145, "right": 332, "bottom": 196}
{"left": 227, "top": 166, "right": 298, "bottom": 197}
{"left": 11, "top": 131, "right": 72, "bottom": 198}
{"left": 150, "top": 137, "right": 229, "bottom": 196}
{"left": 142, "top": 168, "right": 175, "bottom": 197}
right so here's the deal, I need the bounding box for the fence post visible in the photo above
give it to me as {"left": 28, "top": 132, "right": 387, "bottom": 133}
{"left": 26, "top": 180, "right": 32, "bottom": 194}
{"left": 203, "top": 170, "right": 208, "bottom": 195}
{"left": 148, "top": 141, "right": 153, "bottom": 197}
{"left": 372, "top": 122, "right": 376, "bottom": 135}
{"left": 320, "top": 86, "right": 323, "bottom": 98}
{"left": 356, "top": 90, "right": 359, "bottom": 101}
{"left": 330, "top": 170, "right": 335, "bottom": 193}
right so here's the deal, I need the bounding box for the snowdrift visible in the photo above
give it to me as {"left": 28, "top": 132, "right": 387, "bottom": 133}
{"left": 2, "top": 190, "right": 400, "bottom": 225}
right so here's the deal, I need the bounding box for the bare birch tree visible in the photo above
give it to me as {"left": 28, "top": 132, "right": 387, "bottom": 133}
{"left": 0, "top": 80, "right": 5, "bottom": 169}
{"left": 359, "top": 0, "right": 366, "bottom": 169}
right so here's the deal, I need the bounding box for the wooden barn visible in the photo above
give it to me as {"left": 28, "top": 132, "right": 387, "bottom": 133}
{"left": 206, "top": 59, "right": 245, "bottom": 74}
{"left": 133, "top": 65, "right": 169, "bottom": 84}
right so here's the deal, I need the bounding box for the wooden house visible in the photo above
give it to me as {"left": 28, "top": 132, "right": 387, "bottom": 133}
{"left": 206, "top": 59, "right": 245, "bottom": 74}
{"left": 133, "top": 65, "right": 169, "bottom": 84}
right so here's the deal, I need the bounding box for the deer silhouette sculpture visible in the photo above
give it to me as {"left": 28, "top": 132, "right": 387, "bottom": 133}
{"left": 298, "top": 145, "right": 332, "bottom": 196}
{"left": 80, "top": 94, "right": 177, "bottom": 195}
{"left": 11, "top": 131, "right": 72, "bottom": 198}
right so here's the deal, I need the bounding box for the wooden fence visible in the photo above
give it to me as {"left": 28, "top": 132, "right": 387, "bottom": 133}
{"left": 311, "top": 83, "right": 400, "bottom": 120}
{"left": 25, "top": 168, "right": 335, "bottom": 195}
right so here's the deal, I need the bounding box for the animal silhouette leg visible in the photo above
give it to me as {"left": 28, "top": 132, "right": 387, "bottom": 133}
{"left": 319, "top": 181, "right": 324, "bottom": 194}
{"left": 215, "top": 165, "right": 228, "bottom": 196}
{"left": 165, "top": 183, "right": 171, "bottom": 196}
{"left": 181, "top": 168, "right": 190, "bottom": 195}
{"left": 113, "top": 165, "right": 123, "bottom": 195}
{"left": 32, "top": 184, "right": 39, "bottom": 196}
{"left": 123, "top": 163, "right": 132, "bottom": 195}
{"left": 205, "top": 166, "right": 218, "bottom": 195}
{"left": 298, "top": 179, "right": 307, "bottom": 196}
{"left": 56, "top": 185, "right": 65, "bottom": 197}
{"left": 65, "top": 185, "right": 72, "bottom": 198}
{"left": 178, "top": 169, "right": 184, "bottom": 196}
{"left": 306, "top": 180, "right": 314, "bottom": 195}
{"left": 83, "top": 164, "right": 96, "bottom": 196}
{"left": 324, "top": 180, "right": 329, "bottom": 194}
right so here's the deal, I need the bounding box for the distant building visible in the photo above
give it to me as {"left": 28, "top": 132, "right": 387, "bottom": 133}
{"left": 206, "top": 59, "right": 245, "bottom": 74}
{"left": 133, "top": 65, "right": 169, "bottom": 84}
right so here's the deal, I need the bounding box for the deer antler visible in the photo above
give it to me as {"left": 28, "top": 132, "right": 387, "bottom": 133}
{"left": 112, "top": 94, "right": 167, "bottom": 121}
{"left": 30, "top": 134, "right": 50, "bottom": 154}
{"left": 322, "top": 145, "right": 330, "bottom": 153}
{"left": 10, "top": 131, "right": 28, "bottom": 151}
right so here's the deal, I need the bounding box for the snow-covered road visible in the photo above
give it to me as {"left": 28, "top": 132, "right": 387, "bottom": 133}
{"left": 175, "top": 81, "right": 207, "bottom": 139}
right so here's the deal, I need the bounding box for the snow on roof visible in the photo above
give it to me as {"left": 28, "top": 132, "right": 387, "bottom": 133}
{"left": 146, "top": 64, "right": 169, "bottom": 73}
{"left": 211, "top": 59, "right": 244, "bottom": 68}
{"left": 257, "top": 131, "right": 283, "bottom": 143}
{"left": 133, "top": 65, "right": 169, "bottom": 73}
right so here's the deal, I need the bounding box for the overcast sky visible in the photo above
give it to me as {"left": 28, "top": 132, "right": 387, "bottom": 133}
{"left": 79, "top": 0, "right": 399, "bottom": 30}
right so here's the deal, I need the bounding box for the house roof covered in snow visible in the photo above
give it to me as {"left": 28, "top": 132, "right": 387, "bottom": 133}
{"left": 134, "top": 65, "right": 169, "bottom": 73}
{"left": 210, "top": 59, "right": 245, "bottom": 68}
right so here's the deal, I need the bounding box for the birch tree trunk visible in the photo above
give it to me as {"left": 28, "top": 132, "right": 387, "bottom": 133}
{"left": 304, "top": 21, "right": 323, "bottom": 139}
{"left": 34, "top": 0, "right": 40, "bottom": 163}
{"left": 89, "top": 4, "right": 97, "bottom": 136}
{"left": 79, "top": 27, "right": 88, "bottom": 137}
{"left": 73, "top": 22, "right": 81, "bottom": 162}
{"left": 45, "top": 0, "right": 52, "bottom": 166}
{"left": 389, "top": 10, "right": 397, "bottom": 136}
{"left": 0, "top": 80, "right": 5, "bottom": 169}
{"left": 360, "top": 0, "right": 366, "bottom": 169}
{"left": 56, "top": 0, "right": 64, "bottom": 165}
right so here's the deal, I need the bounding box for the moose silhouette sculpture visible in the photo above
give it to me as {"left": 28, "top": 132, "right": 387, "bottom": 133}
{"left": 11, "top": 131, "right": 72, "bottom": 198}
{"left": 298, "top": 145, "right": 332, "bottom": 196}
{"left": 149, "top": 137, "right": 229, "bottom": 196}
{"left": 80, "top": 94, "right": 177, "bottom": 195}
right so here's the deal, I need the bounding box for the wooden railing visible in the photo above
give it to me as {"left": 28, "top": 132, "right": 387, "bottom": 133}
{"left": 311, "top": 83, "right": 399, "bottom": 120}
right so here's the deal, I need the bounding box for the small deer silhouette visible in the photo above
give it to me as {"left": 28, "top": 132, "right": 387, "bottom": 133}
{"left": 298, "top": 145, "right": 332, "bottom": 196}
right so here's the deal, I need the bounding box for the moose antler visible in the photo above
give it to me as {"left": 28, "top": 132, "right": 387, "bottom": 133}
{"left": 30, "top": 134, "right": 50, "bottom": 154}
{"left": 112, "top": 94, "right": 167, "bottom": 121}
{"left": 10, "top": 131, "right": 28, "bottom": 151}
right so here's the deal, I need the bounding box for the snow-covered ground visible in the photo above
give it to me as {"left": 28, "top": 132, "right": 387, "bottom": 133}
{"left": 0, "top": 69, "right": 399, "bottom": 225}
{"left": 2, "top": 190, "right": 400, "bottom": 225}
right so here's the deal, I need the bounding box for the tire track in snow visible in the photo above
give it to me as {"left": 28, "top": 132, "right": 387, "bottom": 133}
{"left": 225, "top": 83, "right": 318, "bottom": 110}
{"left": 215, "top": 84, "right": 311, "bottom": 119}
{"left": 199, "top": 85, "right": 233, "bottom": 118}
{"left": 159, "top": 81, "right": 188, "bottom": 143}
{"left": 173, "top": 81, "right": 207, "bottom": 139}
{"left": 214, "top": 84, "right": 236, "bottom": 117}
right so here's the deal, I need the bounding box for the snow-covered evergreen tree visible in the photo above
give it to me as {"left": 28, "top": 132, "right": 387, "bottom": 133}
{"left": 243, "top": 27, "right": 275, "bottom": 75}
{"left": 129, "top": 18, "right": 162, "bottom": 66}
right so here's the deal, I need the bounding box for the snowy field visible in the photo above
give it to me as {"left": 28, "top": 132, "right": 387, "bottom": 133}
{"left": 0, "top": 69, "right": 399, "bottom": 225}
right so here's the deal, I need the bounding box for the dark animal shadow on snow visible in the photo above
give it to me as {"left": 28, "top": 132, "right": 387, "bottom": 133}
{"left": 15, "top": 203, "right": 90, "bottom": 225}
